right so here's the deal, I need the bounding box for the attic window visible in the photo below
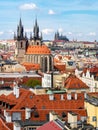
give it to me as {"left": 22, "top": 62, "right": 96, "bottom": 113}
{"left": 78, "top": 107, "right": 83, "bottom": 109}
{"left": 34, "top": 111, "right": 39, "bottom": 118}
{"left": 62, "top": 112, "right": 67, "bottom": 118}
{"left": 30, "top": 95, "right": 33, "bottom": 99}
{"left": 42, "top": 106, "right": 46, "bottom": 109}
{"left": 21, "top": 107, "right": 25, "bottom": 110}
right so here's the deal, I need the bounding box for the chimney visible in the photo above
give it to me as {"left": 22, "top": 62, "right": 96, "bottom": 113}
{"left": 68, "top": 111, "right": 77, "bottom": 129}
{"left": 67, "top": 93, "right": 71, "bottom": 100}
{"left": 62, "top": 77, "right": 65, "bottom": 88}
{"left": 75, "top": 93, "right": 77, "bottom": 100}
{"left": 16, "top": 86, "right": 19, "bottom": 98}
{"left": 61, "top": 94, "right": 64, "bottom": 100}
{"left": 5, "top": 112, "right": 11, "bottom": 123}
{"left": 13, "top": 82, "right": 16, "bottom": 95}
{"left": 13, "top": 122, "right": 21, "bottom": 130}
{"left": 25, "top": 107, "right": 31, "bottom": 119}
{"left": 49, "top": 111, "right": 58, "bottom": 121}
{"left": 84, "top": 92, "right": 87, "bottom": 98}
{"left": 49, "top": 94, "right": 54, "bottom": 100}
{"left": 13, "top": 82, "right": 19, "bottom": 98}
{"left": 47, "top": 90, "right": 54, "bottom": 100}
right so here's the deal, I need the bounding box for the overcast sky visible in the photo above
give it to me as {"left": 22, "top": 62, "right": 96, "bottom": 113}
{"left": 0, "top": 0, "right": 98, "bottom": 41}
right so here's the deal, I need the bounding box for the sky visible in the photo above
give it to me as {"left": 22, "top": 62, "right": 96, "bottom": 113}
{"left": 0, "top": 0, "right": 98, "bottom": 41}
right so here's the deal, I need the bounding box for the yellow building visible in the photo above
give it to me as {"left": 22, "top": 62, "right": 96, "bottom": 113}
{"left": 85, "top": 93, "right": 98, "bottom": 128}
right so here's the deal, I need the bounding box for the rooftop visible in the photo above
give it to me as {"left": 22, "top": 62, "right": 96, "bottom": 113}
{"left": 26, "top": 45, "right": 51, "bottom": 54}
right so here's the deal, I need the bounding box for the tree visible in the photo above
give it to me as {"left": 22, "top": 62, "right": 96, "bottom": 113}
{"left": 25, "top": 79, "right": 41, "bottom": 88}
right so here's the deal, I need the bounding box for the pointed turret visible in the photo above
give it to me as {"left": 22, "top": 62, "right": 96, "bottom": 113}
{"left": 17, "top": 18, "right": 24, "bottom": 40}
{"left": 30, "top": 32, "right": 32, "bottom": 40}
{"left": 25, "top": 32, "right": 27, "bottom": 39}
{"left": 33, "top": 18, "right": 39, "bottom": 38}
{"left": 40, "top": 32, "right": 43, "bottom": 41}
{"left": 14, "top": 32, "right": 16, "bottom": 40}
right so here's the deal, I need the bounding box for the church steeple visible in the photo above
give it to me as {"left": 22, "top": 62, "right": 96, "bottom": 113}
{"left": 33, "top": 18, "right": 39, "bottom": 38}
{"left": 17, "top": 18, "right": 24, "bottom": 40}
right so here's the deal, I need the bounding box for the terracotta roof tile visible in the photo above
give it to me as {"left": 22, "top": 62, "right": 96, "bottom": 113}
{"left": 1, "top": 88, "right": 86, "bottom": 122}
{"left": 26, "top": 45, "right": 51, "bottom": 54}
{"left": 37, "top": 120, "right": 62, "bottom": 130}
{"left": 64, "top": 74, "right": 89, "bottom": 89}
{"left": 0, "top": 118, "right": 11, "bottom": 130}
{"left": 22, "top": 62, "right": 40, "bottom": 71}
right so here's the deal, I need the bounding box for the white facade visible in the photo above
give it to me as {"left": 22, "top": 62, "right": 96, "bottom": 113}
{"left": 42, "top": 73, "right": 52, "bottom": 88}
{"left": 25, "top": 108, "right": 31, "bottom": 119}
{"left": 5, "top": 112, "right": 11, "bottom": 123}
{"left": 13, "top": 122, "right": 21, "bottom": 130}
{"left": 75, "top": 69, "right": 95, "bottom": 92}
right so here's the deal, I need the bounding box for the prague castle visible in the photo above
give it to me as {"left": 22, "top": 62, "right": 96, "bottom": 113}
{"left": 14, "top": 18, "right": 53, "bottom": 72}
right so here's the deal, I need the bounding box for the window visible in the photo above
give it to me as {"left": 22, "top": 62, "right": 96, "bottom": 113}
{"left": 8, "top": 66, "right": 10, "bottom": 68}
{"left": 92, "top": 116, "right": 97, "bottom": 122}
{"left": 34, "top": 111, "right": 39, "bottom": 118}
{"left": 67, "top": 61, "right": 74, "bottom": 66}
{"left": 29, "top": 128, "right": 36, "bottom": 130}
{"left": 62, "top": 112, "right": 67, "bottom": 118}
{"left": 21, "top": 42, "right": 23, "bottom": 48}
{"left": 12, "top": 112, "right": 21, "bottom": 121}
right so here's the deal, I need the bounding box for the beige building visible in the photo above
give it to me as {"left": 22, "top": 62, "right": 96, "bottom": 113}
{"left": 85, "top": 93, "right": 98, "bottom": 128}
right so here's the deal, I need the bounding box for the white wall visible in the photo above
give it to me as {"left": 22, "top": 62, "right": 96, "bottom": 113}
{"left": 42, "top": 73, "right": 52, "bottom": 88}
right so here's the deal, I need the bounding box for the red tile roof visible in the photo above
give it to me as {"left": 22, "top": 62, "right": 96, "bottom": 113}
{"left": 26, "top": 45, "right": 51, "bottom": 54}
{"left": 0, "top": 118, "right": 11, "bottom": 130}
{"left": 54, "top": 64, "right": 66, "bottom": 72}
{"left": 0, "top": 88, "right": 86, "bottom": 122}
{"left": 37, "top": 120, "right": 63, "bottom": 130}
{"left": 22, "top": 62, "right": 40, "bottom": 71}
{"left": 64, "top": 74, "right": 89, "bottom": 89}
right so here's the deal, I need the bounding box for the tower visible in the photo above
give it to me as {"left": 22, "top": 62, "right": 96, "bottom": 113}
{"left": 15, "top": 18, "right": 28, "bottom": 63}
{"left": 33, "top": 18, "right": 39, "bottom": 39}
{"left": 30, "top": 18, "right": 42, "bottom": 45}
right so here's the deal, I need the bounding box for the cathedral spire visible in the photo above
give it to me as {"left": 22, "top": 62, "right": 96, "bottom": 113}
{"left": 17, "top": 17, "right": 24, "bottom": 40}
{"left": 33, "top": 18, "right": 39, "bottom": 38}
{"left": 19, "top": 17, "right": 22, "bottom": 25}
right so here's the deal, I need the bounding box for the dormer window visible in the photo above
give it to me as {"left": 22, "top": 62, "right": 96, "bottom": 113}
{"left": 34, "top": 111, "right": 39, "bottom": 118}
{"left": 62, "top": 112, "right": 67, "bottom": 118}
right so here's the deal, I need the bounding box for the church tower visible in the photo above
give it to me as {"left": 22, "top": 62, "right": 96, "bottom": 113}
{"left": 30, "top": 18, "right": 42, "bottom": 45}
{"left": 15, "top": 18, "right": 29, "bottom": 63}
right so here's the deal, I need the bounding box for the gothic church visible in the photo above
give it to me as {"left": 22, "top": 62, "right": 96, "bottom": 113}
{"left": 14, "top": 18, "right": 53, "bottom": 72}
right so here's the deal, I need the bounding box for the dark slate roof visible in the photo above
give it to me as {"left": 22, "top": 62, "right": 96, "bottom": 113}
{"left": 16, "top": 120, "right": 47, "bottom": 127}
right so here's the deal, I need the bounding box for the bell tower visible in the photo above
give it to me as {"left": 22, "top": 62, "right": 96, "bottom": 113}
{"left": 15, "top": 18, "right": 29, "bottom": 63}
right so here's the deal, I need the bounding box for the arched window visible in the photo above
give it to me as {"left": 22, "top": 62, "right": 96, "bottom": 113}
{"left": 44, "top": 57, "right": 47, "bottom": 72}
{"left": 37, "top": 42, "right": 39, "bottom": 45}
{"left": 21, "top": 42, "right": 23, "bottom": 48}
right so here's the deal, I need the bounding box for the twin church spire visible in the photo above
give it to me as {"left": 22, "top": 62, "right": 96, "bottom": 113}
{"left": 14, "top": 18, "right": 42, "bottom": 41}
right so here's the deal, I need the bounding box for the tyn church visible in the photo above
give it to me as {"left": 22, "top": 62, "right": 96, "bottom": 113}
{"left": 14, "top": 18, "right": 53, "bottom": 72}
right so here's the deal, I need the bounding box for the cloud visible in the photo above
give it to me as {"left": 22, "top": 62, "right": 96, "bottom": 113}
{"left": 58, "top": 28, "right": 63, "bottom": 33}
{"left": 77, "top": 33, "right": 83, "bottom": 37}
{"left": 20, "top": 3, "right": 38, "bottom": 10}
{"left": 0, "top": 31, "right": 4, "bottom": 35}
{"left": 8, "top": 30, "right": 14, "bottom": 35}
{"left": 25, "top": 28, "right": 32, "bottom": 33}
{"left": 87, "top": 32, "right": 96, "bottom": 36}
{"left": 67, "top": 32, "right": 72, "bottom": 35}
{"left": 48, "top": 9, "right": 55, "bottom": 15}
{"left": 42, "top": 28, "right": 54, "bottom": 35}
